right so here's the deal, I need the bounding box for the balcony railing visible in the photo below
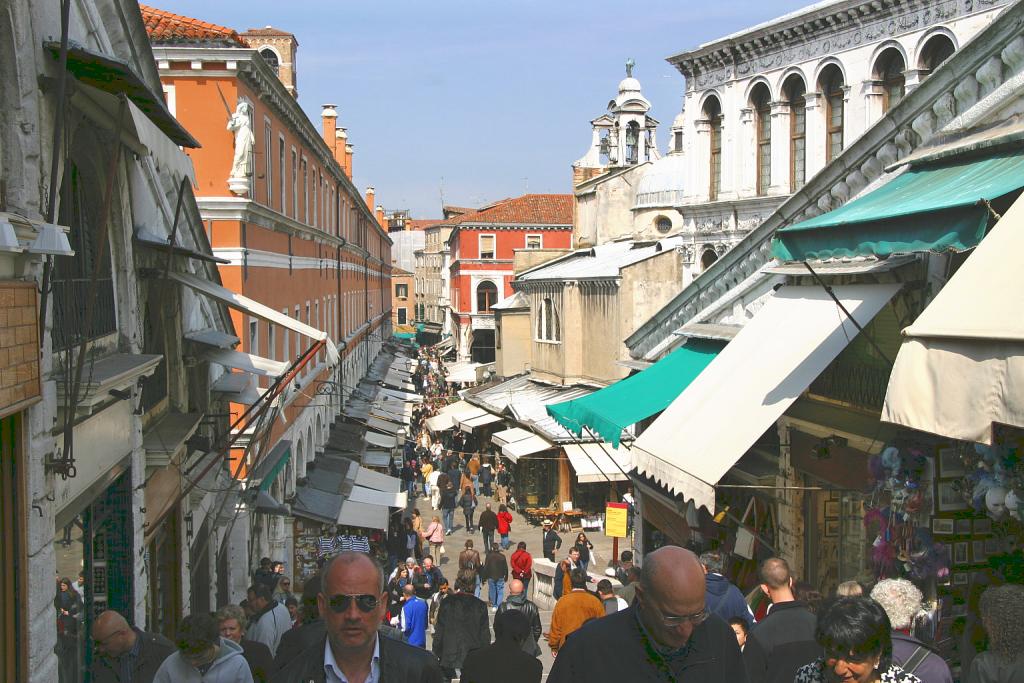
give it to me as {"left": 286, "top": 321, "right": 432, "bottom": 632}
{"left": 808, "top": 358, "right": 891, "bottom": 411}
{"left": 52, "top": 278, "right": 117, "bottom": 351}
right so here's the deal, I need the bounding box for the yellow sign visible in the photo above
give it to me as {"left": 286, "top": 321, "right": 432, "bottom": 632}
{"left": 605, "top": 502, "right": 628, "bottom": 538}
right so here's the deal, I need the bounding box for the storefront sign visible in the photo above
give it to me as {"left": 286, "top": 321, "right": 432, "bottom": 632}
{"left": 605, "top": 501, "right": 628, "bottom": 538}
{"left": 55, "top": 400, "right": 133, "bottom": 519}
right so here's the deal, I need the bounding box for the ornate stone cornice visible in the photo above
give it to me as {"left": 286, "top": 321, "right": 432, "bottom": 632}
{"left": 629, "top": 2, "right": 1024, "bottom": 360}
{"left": 669, "top": 0, "right": 1010, "bottom": 92}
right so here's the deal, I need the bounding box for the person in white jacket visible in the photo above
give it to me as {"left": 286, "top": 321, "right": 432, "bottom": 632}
{"left": 245, "top": 583, "right": 291, "bottom": 657}
{"left": 154, "top": 613, "right": 253, "bottom": 683}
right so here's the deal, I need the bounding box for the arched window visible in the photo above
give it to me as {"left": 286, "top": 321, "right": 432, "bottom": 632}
{"left": 751, "top": 84, "right": 772, "bottom": 196}
{"left": 701, "top": 248, "right": 719, "bottom": 271}
{"left": 820, "top": 66, "right": 845, "bottom": 163}
{"left": 919, "top": 34, "right": 956, "bottom": 77}
{"left": 537, "top": 298, "right": 560, "bottom": 341}
{"left": 260, "top": 48, "right": 280, "bottom": 75}
{"left": 625, "top": 122, "right": 640, "bottom": 165}
{"left": 476, "top": 281, "right": 498, "bottom": 313}
{"left": 704, "top": 96, "right": 723, "bottom": 200}
{"left": 875, "top": 49, "right": 906, "bottom": 113}
{"left": 784, "top": 76, "right": 807, "bottom": 192}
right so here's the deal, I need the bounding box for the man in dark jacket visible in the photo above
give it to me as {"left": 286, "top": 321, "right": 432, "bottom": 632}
{"left": 541, "top": 519, "right": 561, "bottom": 562}
{"left": 460, "top": 609, "right": 542, "bottom": 683}
{"left": 273, "top": 574, "right": 324, "bottom": 672}
{"left": 496, "top": 579, "right": 542, "bottom": 657}
{"left": 273, "top": 552, "right": 442, "bottom": 683}
{"left": 432, "top": 569, "right": 491, "bottom": 682}
{"left": 481, "top": 544, "right": 509, "bottom": 609}
{"left": 743, "top": 557, "right": 818, "bottom": 683}
{"left": 478, "top": 503, "right": 499, "bottom": 551}
{"left": 91, "top": 610, "right": 176, "bottom": 683}
{"left": 414, "top": 555, "right": 445, "bottom": 600}
{"left": 699, "top": 550, "right": 754, "bottom": 627}
{"left": 548, "top": 546, "right": 746, "bottom": 683}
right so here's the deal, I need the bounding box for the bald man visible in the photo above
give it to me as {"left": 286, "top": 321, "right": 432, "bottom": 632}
{"left": 274, "top": 551, "right": 443, "bottom": 683}
{"left": 547, "top": 546, "right": 747, "bottom": 683}
{"left": 91, "top": 609, "right": 175, "bottom": 683}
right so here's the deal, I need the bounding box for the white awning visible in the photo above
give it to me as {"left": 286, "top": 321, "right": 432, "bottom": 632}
{"left": 882, "top": 196, "right": 1024, "bottom": 443}
{"left": 337, "top": 500, "right": 389, "bottom": 530}
{"left": 211, "top": 372, "right": 262, "bottom": 404}
{"left": 633, "top": 284, "right": 900, "bottom": 511}
{"left": 446, "top": 362, "right": 482, "bottom": 384}
{"left": 458, "top": 412, "right": 503, "bottom": 433}
{"left": 364, "top": 431, "right": 397, "bottom": 449}
{"left": 563, "top": 443, "right": 631, "bottom": 483}
{"left": 355, "top": 466, "right": 402, "bottom": 493}
{"left": 366, "top": 416, "right": 402, "bottom": 435}
{"left": 379, "top": 388, "right": 422, "bottom": 402}
{"left": 492, "top": 427, "right": 535, "bottom": 447}
{"left": 383, "top": 374, "right": 416, "bottom": 391}
{"left": 503, "top": 435, "right": 554, "bottom": 462}
{"left": 168, "top": 271, "right": 339, "bottom": 367}
{"left": 361, "top": 450, "right": 392, "bottom": 469}
{"left": 122, "top": 96, "right": 197, "bottom": 184}
{"left": 424, "top": 400, "right": 476, "bottom": 432}
{"left": 201, "top": 348, "right": 289, "bottom": 377}
{"left": 347, "top": 484, "right": 407, "bottom": 508}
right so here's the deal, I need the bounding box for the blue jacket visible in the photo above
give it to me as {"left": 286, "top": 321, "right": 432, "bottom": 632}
{"left": 705, "top": 573, "right": 754, "bottom": 626}
{"left": 401, "top": 596, "right": 429, "bottom": 648}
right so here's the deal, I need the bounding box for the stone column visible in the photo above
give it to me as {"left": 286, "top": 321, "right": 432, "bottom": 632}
{"left": 738, "top": 107, "right": 756, "bottom": 196}
{"left": 803, "top": 92, "right": 825, "bottom": 180}
{"left": 775, "top": 421, "right": 805, "bottom": 576}
{"left": 693, "top": 118, "right": 712, "bottom": 202}
{"left": 769, "top": 101, "right": 790, "bottom": 195}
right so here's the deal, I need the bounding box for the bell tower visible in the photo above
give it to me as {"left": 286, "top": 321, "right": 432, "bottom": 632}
{"left": 241, "top": 26, "right": 300, "bottom": 98}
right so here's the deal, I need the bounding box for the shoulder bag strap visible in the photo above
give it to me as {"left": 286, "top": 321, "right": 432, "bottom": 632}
{"left": 902, "top": 645, "right": 929, "bottom": 675}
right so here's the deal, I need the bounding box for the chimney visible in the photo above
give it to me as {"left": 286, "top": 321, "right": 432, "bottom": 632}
{"left": 346, "top": 144, "right": 354, "bottom": 178}
{"left": 334, "top": 127, "right": 348, "bottom": 175}
{"left": 365, "top": 186, "right": 375, "bottom": 210}
{"left": 321, "top": 104, "right": 337, "bottom": 154}
{"left": 376, "top": 204, "right": 385, "bottom": 227}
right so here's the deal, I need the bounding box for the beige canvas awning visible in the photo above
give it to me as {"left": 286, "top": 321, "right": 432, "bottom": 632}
{"left": 882, "top": 195, "right": 1024, "bottom": 443}
{"left": 633, "top": 284, "right": 900, "bottom": 511}
{"left": 563, "top": 443, "right": 631, "bottom": 483}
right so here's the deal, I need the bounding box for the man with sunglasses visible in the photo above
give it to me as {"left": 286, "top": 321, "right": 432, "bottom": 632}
{"left": 548, "top": 546, "right": 747, "bottom": 682}
{"left": 91, "top": 609, "right": 175, "bottom": 683}
{"left": 274, "top": 551, "right": 443, "bottom": 683}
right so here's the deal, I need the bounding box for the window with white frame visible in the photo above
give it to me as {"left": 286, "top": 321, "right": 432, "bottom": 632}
{"left": 291, "top": 149, "right": 298, "bottom": 218}
{"left": 536, "top": 298, "right": 560, "bottom": 341}
{"left": 279, "top": 136, "right": 286, "bottom": 212}
{"left": 249, "top": 319, "right": 259, "bottom": 355}
{"left": 268, "top": 322, "right": 276, "bottom": 362}
{"left": 525, "top": 234, "right": 542, "bottom": 249}
{"left": 294, "top": 305, "right": 301, "bottom": 367}
{"left": 264, "top": 121, "right": 273, "bottom": 207}
{"left": 282, "top": 308, "right": 290, "bottom": 364}
{"left": 397, "top": 308, "right": 408, "bottom": 325}
{"left": 395, "top": 283, "right": 408, "bottom": 299}
{"left": 478, "top": 234, "right": 496, "bottom": 260}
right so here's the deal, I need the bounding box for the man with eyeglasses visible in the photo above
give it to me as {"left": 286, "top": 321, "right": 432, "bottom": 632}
{"left": 274, "top": 551, "right": 443, "bottom": 683}
{"left": 91, "top": 609, "right": 175, "bottom": 683}
{"left": 548, "top": 546, "right": 747, "bottom": 682}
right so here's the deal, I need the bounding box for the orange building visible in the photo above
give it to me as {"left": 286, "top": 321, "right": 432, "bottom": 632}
{"left": 391, "top": 267, "right": 415, "bottom": 329}
{"left": 143, "top": 6, "right": 392, "bottom": 570}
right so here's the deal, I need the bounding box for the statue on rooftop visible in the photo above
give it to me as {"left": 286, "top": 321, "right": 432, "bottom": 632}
{"left": 626, "top": 58, "right": 635, "bottom": 78}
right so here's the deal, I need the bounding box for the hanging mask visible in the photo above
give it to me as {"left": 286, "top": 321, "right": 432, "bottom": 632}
{"left": 985, "top": 486, "right": 1008, "bottom": 519}
{"left": 1004, "top": 489, "right": 1020, "bottom": 520}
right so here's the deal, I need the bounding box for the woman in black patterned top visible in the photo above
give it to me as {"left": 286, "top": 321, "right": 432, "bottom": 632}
{"left": 794, "top": 597, "right": 921, "bottom": 683}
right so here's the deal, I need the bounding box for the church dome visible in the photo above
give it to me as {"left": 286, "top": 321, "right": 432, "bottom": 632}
{"left": 618, "top": 76, "right": 642, "bottom": 94}
{"left": 634, "top": 154, "right": 686, "bottom": 208}
{"left": 672, "top": 110, "right": 686, "bottom": 129}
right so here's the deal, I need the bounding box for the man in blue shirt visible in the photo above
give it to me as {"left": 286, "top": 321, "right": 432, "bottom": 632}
{"left": 400, "top": 584, "right": 429, "bottom": 648}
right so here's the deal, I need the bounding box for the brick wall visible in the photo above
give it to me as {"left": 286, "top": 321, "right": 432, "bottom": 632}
{"left": 0, "top": 281, "right": 40, "bottom": 416}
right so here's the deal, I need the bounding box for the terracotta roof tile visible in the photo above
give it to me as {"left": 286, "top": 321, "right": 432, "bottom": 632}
{"left": 439, "top": 194, "right": 573, "bottom": 227}
{"left": 406, "top": 219, "right": 443, "bottom": 231}
{"left": 140, "top": 5, "right": 248, "bottom": 47}
{"left": 242, "top": 26, "right": 295, "bottom": 37}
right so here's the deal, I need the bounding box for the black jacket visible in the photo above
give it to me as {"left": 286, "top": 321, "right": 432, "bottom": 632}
{"left": 548, "top": 606, "right": 746, "bottom": 683}
{"left": 496, "top": 593, "right": 543, "bottom": 657}
{"left": 91, "top": 628, "right": 176, "bottom": 683}
{"left": 432, "top": 592, "right": 491, "bottom": 669}
{"left": 542, "top": 529, "right": 562, "bottom": 557}
{"left": 481, "top": 551, "right": 509, "bottom": 582}
{"left": 271, "top": 633, "right": 443, "bottom": 683}
{"left": 241, "top": 639, "right": 274, "bottom": 683}
{"left": 273, "top": 619, "right": 325, "bottom": 674}
{"left": 478, "top": 509, "right": 499, "bottom": 532}
{"left": 460, "top": 639, "right": 543, "bottom": 683}
{"left": 743, "top": 600, "right": 820, "bottom": 683}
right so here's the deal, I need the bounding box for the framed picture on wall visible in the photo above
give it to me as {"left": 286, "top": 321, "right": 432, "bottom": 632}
{"left": 972, "top": 540, "right": 986, "bottom": 563}
{"left": 937, "top": 481, "right": 969, "bottom": 511}
{"left": 984, "top": 537, "right": 1001, "bottom": 555}
{"left": 955, "top": 518, "right": 973, "bottom": 534}
{"left": 938, "top": 447, "right": 966, "bottom": 478}
{"left": 953, "top": 541, "right": 969, "bottom": 565}
{"left": 824, "top": 519, "right": 840, "bottom": 537}
{"left": 932, "top": 518, "right": 955, "bottom": 535}
{"left": 973, "top": 519, "right": 993, "bottom": 534}
{"left": 824, "top": 500, "right": 840, "bottom": 518}
{"left": 953, "top": 572, "right": 969, "bottom": 586}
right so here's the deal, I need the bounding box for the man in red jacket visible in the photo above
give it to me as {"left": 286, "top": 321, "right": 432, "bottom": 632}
{"left": 509, "top": 542, "right": 533, "bottom": 595}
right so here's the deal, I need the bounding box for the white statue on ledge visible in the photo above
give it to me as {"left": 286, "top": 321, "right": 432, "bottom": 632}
{"left": 227, "top": 100, "right": 253, "bottom": 196}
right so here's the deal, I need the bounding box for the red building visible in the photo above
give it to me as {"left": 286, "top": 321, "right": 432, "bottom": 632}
{"left": 446, "top": 195, "right": 572, "bottom": 362}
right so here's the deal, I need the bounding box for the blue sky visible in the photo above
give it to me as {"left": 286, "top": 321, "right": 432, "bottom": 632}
{"left": 155, "top": 0, "right": 810, "bottom": 218}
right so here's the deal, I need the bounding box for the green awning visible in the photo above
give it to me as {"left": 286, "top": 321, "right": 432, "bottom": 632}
{"left": 546, "top": 339, "right": 724, "bottom": 447}
{"left": 772, "top": 148, "right": 1024, "bottom": 261}
{"left": 254, "top": 439, "right": 292, "bottom": 492}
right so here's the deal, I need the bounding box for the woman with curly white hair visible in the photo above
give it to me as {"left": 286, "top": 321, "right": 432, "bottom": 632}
{"left": 869, "top": 578, "right": 952, "bottom": 683}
